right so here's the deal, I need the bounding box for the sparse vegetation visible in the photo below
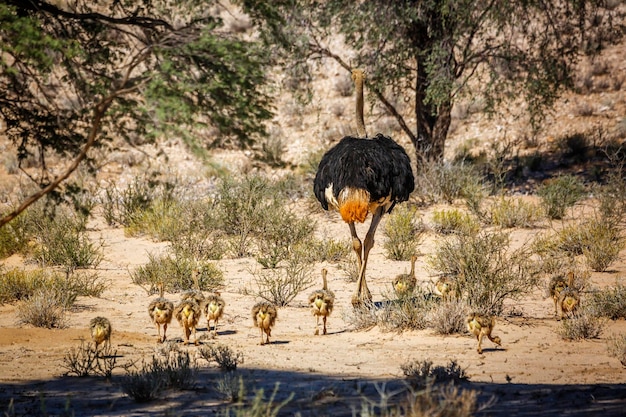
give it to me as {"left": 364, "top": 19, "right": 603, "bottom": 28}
{"left": 607, "top": 334, "right": 626, "bottom": 367}
{"left": 558, "top": 309, "right": 606, "bottom": 341}
{"left": 378, "top": 289, "right": 436, "bottom": 331}
{"left": 62, "top": 342, "right": 119, "bottom": 378}
{"left": 130, "top": 253, "right": 223, "bottom": 293}
{"left": 121, "top": 351, "right": 197, "bottom": 402}
{"left": 589, "top": 282, "right": 626, "bottom": 320}
{"left": 382, "top": 205, "right": 426, "bottom": 261}
{"left": 427, "top": 300, "right": 469, "bottom": 335}
{"left": 537, "top": 175, "right": 585, "bottom": 219}
{"left": 401, "top": 359, "right": 468, "bottom": 389}
{"left": 487, "top": 197, "right": 544, "bottom": 228}
{"left": 17, "top": 287, "right": 69, "bottom": 328}
{"left": 429, "top": 230, "right": 541, "bottom": 315}
{"left": 431, "top": 208, "right": 480, "bottom": 236}
{"left": 199, "top": 344, "right": 244, "bottom": 371}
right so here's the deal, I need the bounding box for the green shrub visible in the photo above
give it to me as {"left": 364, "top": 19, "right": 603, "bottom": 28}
{"left": 428, "top": 231, "right": 540, "bottom": 315}
{"left": 383, "top": 205, "right": 426, "bottom": 261}
{"left": 30, "top": 209, "right": 103, "bottom": 272}
{"left": 537, "top": 174, "right": 585, "bottom": 219}
{"left": 130, "top": 253, "right": 223, "bottom": 293}
{"left": 216, "top": 175, "right": 279, "bottom": 258}
{"left": 219, "top": 385, "right": 293, "bottom": 417}
{"left": 255, "top": 207, "right": 315, "bottom": 269}
{"left": 541, "top": 217, "right": 624, "bottom": 272}
{"left": 487, "top": 197, "right": 544, "bottom": 228}
{"left": 307, "top": 237, "right": 351, "bottom": 263}
{"left": 0, "top": 213, "right": 31, "bottom": 258}
{"left": 431, "top": 209, "right": 479, "bottom": 236}
{"left": 589, "top": 282, "right": 626, "bottom": 319}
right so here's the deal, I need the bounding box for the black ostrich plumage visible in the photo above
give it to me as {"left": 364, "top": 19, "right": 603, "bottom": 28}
{"left": 313, "top": 133, "right": 415, "bottom": 213}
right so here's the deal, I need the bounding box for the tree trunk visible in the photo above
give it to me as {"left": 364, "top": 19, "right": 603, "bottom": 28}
{"left": 412, "top": 58, "right": 451, "bottom": 169}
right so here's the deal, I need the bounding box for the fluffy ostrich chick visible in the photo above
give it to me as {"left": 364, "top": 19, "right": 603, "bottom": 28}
{"left": 252, "top": 301, "right": 277, "bottom": 345}
{"left": 174, "top": 299, "right": 201, "bottom": 345}
{"left": 203, "top": 292, "right": 226, "bottom": 336}
{"left": 90, "top": 316, "right": 112, "bottom": 349}
{"left": 148, "top": 282, "right": 174, "bottom": 343}
{"left": 308, "top": 268, "right": 335, "bottom": 335}
{"left": 466, "top": 313, "right": 502, "bottom": 354}
{"left": 393, "top": 255, "right": 417, "bottom": 298}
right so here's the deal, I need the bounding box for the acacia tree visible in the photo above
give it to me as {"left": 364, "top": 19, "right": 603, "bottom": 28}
{"left": 239, "top": 0, "right": 624, "bottom": 166}
{"left": 0, "top": 0, "right": 273, "bottom": 228}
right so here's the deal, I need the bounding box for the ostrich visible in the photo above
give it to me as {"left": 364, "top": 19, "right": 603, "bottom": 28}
{"left": 89, "top": 316, "right": 112, "bottom": 349}
{"left": 174, "top": 298, "right": 202, "bottom": 345}
{"left": 148, "top": 282, "right": 174, "bottom": 343}
{"left": 252, "top": 301, "right": 277, "bottom": 345}
{"left": 308, "top": 268, "right": 335, "bottom": 335}
{"left": 466, "top": 313, "right": 502, "bottom": 354}
{"left": 203, "top": 292, "right": 226, "bottom": 336}
{"left": 393, "top": 255, "right": 417, "bottom": 298}
{"left": 314, "top": 69, "right": 415, "bottom": 306}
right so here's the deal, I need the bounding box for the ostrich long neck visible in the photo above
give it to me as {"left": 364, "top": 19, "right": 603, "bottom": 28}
{"left": 322, "top": 269, "right": 328, "bottom": 291}
{"left": 352, "top": 69, "right": 367, "bottom": 138}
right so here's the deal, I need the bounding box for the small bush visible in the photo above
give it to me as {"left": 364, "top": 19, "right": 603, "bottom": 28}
{"left": 378, "top": 290, "right": 436, "bottom": 331}
{"left": 255, "top": 207, "right": 315, "bottom": 269}
{"left": 427, "top": 300, "right": 468, "bottom": 335}
{"left": 0, "top": 213, "right": 31, "bottom": 258}
{"left": 307, "top": 237, "right": 351, "bottom": 263}
{"left": 256, "top": 135, "right": 285, "bottom": 168}
{"left": 428, "top": 231, "right": 541, "bottom": 315}
{"left": 401, "top": 359, "right": 468, "bottom": 389}
{"left": 17, "top": 288, "right": 69, "bottom": 328}
{"left": 244, "top": 249, "right": 314, "bottom": 306}
{"left": 62, "top": 341, "right": 118, "bottom": 377}
{"left": 383, "top": 205, "right": 426, "bottom": 261}
{"left": 130, "top": 253, "right": 223, "bottom": 293}
{"left": 216, "top": 373, "right": 247, "bottom": 402}
{"left": 606, "top": 334, "right": 626, "bottom": 367}
{"left": 546, "top": 217, "right": 624, "bottom": 272}
{"left": 0, "top": 268, "right": 49, "bottom": 304}
{"left": 487, "top": 197, "right": 543, "bottom": 228}
{"left": 343, "top": 300, "right": 378, "bottom": 331}
{"left": 199, "top": 344, "right": 244, "bottom": 371}
{"left": 338, "top": 256, "right": 359, "bottom": 283}
{"left": 121, "top": 351, "right": 197, "bottom": 402}
{"left": 558, "top": 310, "right": 606, "bottom": 340}
{"left": 588, "top": 283, "right": 626, "bottom": 319}
{"left": 431, "top": 209, "right": 479, "bottom": 236}
{"left": 415, "top": 161, "right": 486, "bottom": 206}
{"left": 30, "top": 209, "right": 103, "bottom": 272}
{"left": 537, "top": 175, "right": 585, "bottom": 219}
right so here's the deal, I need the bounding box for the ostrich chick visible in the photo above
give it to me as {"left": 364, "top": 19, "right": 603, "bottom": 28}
{"left": 174, "top": 299, "right": 201, "bottom": 345}
{"left": 252, "top": 302, "right": 277, "bottom": 345}
{"left": 548, "top": 273, "right": 569, "bottom": 317}
{"left": 557, "top": 287, "right": 580, "bottom": 320}
{"left": 393, "top": 255, "right": 417, "bottom": 298}
{"left": 435, "top": 275, "right": 456, "bottom": 301}
{"left": 309, "top": 268, "right": 335, "bottom": 335}
{"left": 203, "top": 292, "right": 226, "bottom": 336}
{"left": 148, "top": 282, "right": 174, "bottom": 343}
{"left": 466, "top": 313, "right": 502, "bottom": 354}
{"left": 90, "top": 316, "right": 112, "bottom": 349}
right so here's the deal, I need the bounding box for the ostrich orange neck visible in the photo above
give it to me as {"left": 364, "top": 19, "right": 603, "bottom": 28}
{"left": 351, "top": 69, "right": 367, "bottom": 138}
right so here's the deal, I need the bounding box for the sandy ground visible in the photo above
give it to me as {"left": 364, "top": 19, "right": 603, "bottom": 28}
{"left": 1, "top": 207, "right": 625, "bottom": 417}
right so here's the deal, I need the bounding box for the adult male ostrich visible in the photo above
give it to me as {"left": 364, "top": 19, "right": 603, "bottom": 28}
{"left": 314, "top": 69, "right": 415, "bottom": 306}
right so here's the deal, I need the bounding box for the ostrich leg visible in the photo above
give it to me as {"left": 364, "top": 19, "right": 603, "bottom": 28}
{"left": 348, "top": 222, "right": 363, "bottom": 270}
{"left": 351, "top": 207, "right": 385, "bottom": 306}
